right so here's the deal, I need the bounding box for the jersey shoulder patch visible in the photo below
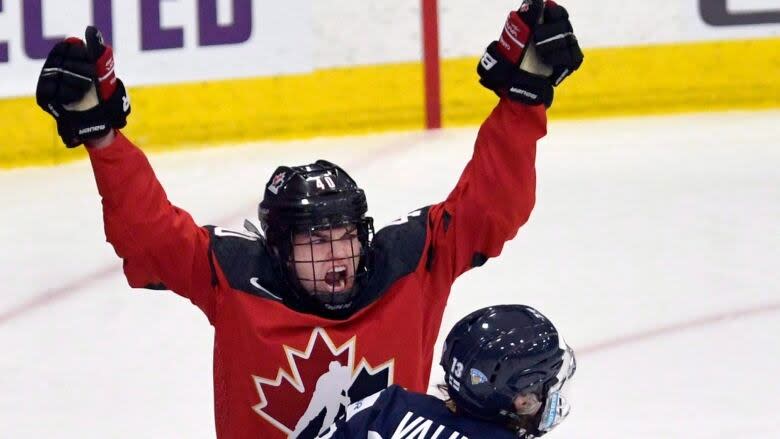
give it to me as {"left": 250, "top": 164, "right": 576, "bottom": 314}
{"left": 205, "top": 226, "right": 285, "bottom": 302}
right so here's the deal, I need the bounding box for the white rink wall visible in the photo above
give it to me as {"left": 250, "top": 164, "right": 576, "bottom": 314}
{"left": 0, "top": 0, "right": 312, "bottom": 97}
{"left": 1, "top": 0, "right": 778, "bottom": 95}
{"left": 313, "top": 0, "right": 780, "bottom": 68}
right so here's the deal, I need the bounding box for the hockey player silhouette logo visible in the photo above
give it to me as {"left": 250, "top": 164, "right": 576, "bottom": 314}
{"left": 292, "top": 361, "right": 351, "bottom": 437}
{"left": 252, "top": 328, "right": 394, "bottom": 438}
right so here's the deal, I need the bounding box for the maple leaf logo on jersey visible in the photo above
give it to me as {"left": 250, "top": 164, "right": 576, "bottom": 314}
{"left": 252, "top": 327, "right": 394, "bottom": 438}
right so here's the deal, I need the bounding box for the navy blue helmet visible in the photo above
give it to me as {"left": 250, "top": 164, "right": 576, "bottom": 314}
{"left": 258, "top": 160, "right": 374, "bottom": 315}
{"left": 440, "top": 305, "right": 575, "bottom": 438}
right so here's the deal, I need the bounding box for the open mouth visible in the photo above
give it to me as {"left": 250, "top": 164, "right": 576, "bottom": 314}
{"left": 323, "top": 265, "right": 348, "bottom": 291}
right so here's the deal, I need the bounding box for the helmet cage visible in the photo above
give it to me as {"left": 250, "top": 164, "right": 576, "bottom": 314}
{"left": 280, "top": 217, "right": 374, "bottom": 312}
{"left": 536, "top": 342, "right": 575, "bottom": 433}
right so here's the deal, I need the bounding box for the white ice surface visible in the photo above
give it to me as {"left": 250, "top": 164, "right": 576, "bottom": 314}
{"left": 1, "top": 111, "right": 779, "bottom": 438}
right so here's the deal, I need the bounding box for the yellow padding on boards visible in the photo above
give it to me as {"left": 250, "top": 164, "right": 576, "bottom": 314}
{"left": 123, "top": 62, "right": 425, "bottom": 151}
{"left": 1, "top": 37, "right": 778, "bottom": 169}
{"left": 0, "top": 62, "right": 426, "bottom": 168}
{"left": 444, "top": 37, "right": 780, "bottom": 125}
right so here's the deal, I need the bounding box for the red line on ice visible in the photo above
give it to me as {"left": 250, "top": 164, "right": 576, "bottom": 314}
{"left": 580, "top": 301, "right": 780, "bottom": 355}
{"left": 0, "top": 265, "right": 118, "bottom": 324}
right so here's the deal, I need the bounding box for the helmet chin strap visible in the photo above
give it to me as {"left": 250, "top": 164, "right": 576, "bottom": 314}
{"left": 292, "top": 261, "right": 361, "bottom": 310}
{"left": 287, "top": 267, "right": 360, "bottom": 315}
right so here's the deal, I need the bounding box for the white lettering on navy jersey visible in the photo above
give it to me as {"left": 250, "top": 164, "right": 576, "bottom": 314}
{"left": 391, "top": 411, "right": 468, "bottom": 439}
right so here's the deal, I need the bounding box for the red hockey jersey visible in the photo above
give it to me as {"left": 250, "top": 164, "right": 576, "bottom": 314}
{"left": 87, "top": 99, "right": 546, "bottom": 438}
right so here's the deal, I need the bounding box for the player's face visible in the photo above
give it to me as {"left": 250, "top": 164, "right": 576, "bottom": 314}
{"left": 505, "top": 391, "right": 544, "bottom": 433}
{"left": 291, "top": 225, "right": 361, "bottom": 294}
{"left": 514, "top": 391, "right": 542, "bottom": 416}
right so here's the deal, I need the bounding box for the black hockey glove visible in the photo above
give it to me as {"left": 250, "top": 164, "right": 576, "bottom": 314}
{"left": 477, "top": 0, "right": 554, "bottom": 107}
{"left": 533, "top": 1, "right": 584, "bottom": 86}
{"left": 36, "top": 26, "right": 130, "bottom": 148}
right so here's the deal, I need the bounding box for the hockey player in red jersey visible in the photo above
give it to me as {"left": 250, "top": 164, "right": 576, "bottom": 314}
{"left": 34, "top": 1, "right": 582, "bottom": 438}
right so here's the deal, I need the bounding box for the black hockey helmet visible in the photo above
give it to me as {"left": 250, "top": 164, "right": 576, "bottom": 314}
{"left": 258, "top": 160, "right": 374, "bottom": 315}
{"left": 441, "top": 305, "right": 575, "bottom": 438}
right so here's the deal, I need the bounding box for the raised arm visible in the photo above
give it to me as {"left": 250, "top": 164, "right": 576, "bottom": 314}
{"left": 428, "top": 99, "right": 545, "bottom": 280}
{"left": 88, "top": 132, "right": 218, "bottom": 320}
{"left": 425, "top": 0, "right": 583, "bottom": 282}
{"left": 35, "top": 27, "right": 218, "bottom": 320}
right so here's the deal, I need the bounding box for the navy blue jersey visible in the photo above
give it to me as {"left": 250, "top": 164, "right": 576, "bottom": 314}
{"left": 317, "top": 385, "right": 518, "bottom": 439}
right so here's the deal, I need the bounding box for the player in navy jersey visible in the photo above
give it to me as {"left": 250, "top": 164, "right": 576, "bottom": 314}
{"left": 317, "top": 305, "right": 576, "bottom": 439}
